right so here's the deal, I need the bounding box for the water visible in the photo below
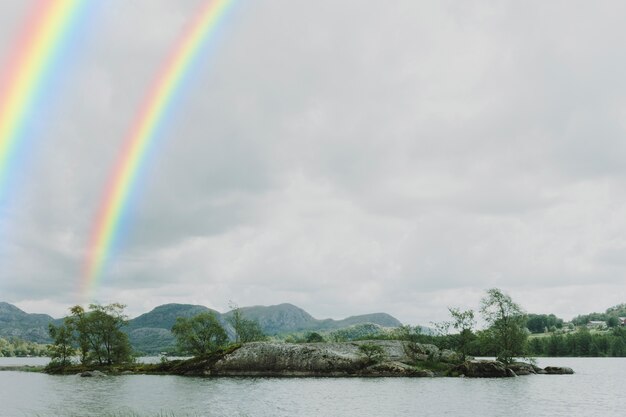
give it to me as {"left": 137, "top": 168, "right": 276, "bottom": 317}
{"left": 0, "top": 358, "right": 624, "bottom": 417}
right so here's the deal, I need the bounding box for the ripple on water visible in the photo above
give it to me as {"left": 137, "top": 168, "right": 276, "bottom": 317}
{"left": 0, "top": 358, "right": 625, "bottom": 417}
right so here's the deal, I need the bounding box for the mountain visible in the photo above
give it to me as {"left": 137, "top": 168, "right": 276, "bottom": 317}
{"left": 333, "top": 313, "right": 402, "bottom": 329}
{"left": 125, "top": 303, "right": 225, "bottom": 354}
{"left": 222, "top": 303, "right": 403, "bottom": 334}
{"left": 0, "top": 302, "right": 56, "bottom": 343}
{"left": 223, "top": 303, "right": 316, "bottom": 334}
{"left": 0, "top": 301, "right": 403, "bottom": 353}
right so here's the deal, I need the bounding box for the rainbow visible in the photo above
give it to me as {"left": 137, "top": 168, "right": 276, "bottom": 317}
{"left": 82, "top": 0, "right": 235, "bottom": 300}
{"left": 0, "top": 0, "right": 88, "bottom": 206}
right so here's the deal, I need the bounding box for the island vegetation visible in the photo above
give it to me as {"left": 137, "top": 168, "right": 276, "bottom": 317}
{"left": 0, "top": 336, "right": 48, "bottom": 357}
{"left": 38, "top": 289, "right": 576, "bottom": 378}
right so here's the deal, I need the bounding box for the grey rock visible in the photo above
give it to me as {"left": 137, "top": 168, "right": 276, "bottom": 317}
{"left": 439, "top": 349, "right": 461, "bottom": 363}
{"left": 210, "top": 341, "right": 443, "bottom": 377}
{"left": 508, "top": 362, "right": 537, "bottom": 376}
{"left": 451, "top": 360, "right": 512, "bottom": 378}
{"left": 403, "top": 342, "right": 440, "bottom": 362}
{"left": 543, "top": 366, "right": 574, "bottom": 375}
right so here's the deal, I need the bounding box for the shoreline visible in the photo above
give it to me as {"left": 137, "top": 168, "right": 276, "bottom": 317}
{"left": 32, "top": 340, "right": 574, "bottom": 378}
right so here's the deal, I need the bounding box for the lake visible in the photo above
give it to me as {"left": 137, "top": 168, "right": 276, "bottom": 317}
{"left": 0, "top": 357, "right": 624, "bottom": 416}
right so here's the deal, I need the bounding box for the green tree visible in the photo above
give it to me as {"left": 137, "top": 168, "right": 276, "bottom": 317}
{"left": 438, "top": 308, "right": 476, "bottom": 361}
{"left": 67, "top": 305, "right": 90, "bottom": 365}
{"left": 86, "top": 303, "right": 133, "bottom": 365}
{"left": 46, "top": 303, "right": 133, "bottom": 369}
{"left": 358, "top": 343, "right": 386, "bottom": 365}
{"left": 305, "top": 332, "right": 325, "bottom": 343}
{"left": 479, "top": 288, "right": 528, "bottom": 364}
{"left": 607, "top": 316, "right": 620, "bottom": 328}
{"left": 172, "top": 312, "right": 228, "bottom": 355}
{"left": 47, "top": 322, "right": 74, "bottom": 368}
{"left": 227, "top": 302, "right": 266, "bottom": 343}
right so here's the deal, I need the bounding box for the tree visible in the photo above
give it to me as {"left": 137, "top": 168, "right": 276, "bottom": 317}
{"left": 172, "top": 312, "right": 228, "bottom": 355}
{"left": 47, "top": 303, "right": 133, "bottom": 369}
{"left": 358, "top": 343, "right": 386, "bottom": 365}
{"left": 479, "top": 288, "right": 528, "bottom": 364}
{"left": 47, "top": 322, "right": 74, "bottom": 368}
{"left": 82, "top": 303, "right": 133, "bottom": 365}
{"left": 67, "top": 305, "right": 91, "bottom": 365}
{"left": 607, "top": 316, "right": 620, "bottom": 328}
{"left": 226, "top": 302, "right": 266, "bottom": 343}
{"left": 437, "top": 308, "right": 476, "bottom": 361}
{"left": 305, "top": 332, "right": 325, "bottom": 343}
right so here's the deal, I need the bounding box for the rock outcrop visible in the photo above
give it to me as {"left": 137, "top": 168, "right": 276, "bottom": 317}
{"left": 544, "top": 366, "right": 574, "bottom": 375}
{"left": 189, "top": 340, "right": 449, "bottom": 377}
{"left": 147, "top": 342, "right": 574, "bottom": 378}
{"left": 449, "top": 360, "right": 574, "bottom": 378}
{"left": 450, "top": 360, "right": 512, "bottom": 378}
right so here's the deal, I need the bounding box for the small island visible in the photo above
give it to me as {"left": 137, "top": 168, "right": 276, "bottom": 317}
{"left": 40, "top": 289, "right": 574, "bottom": 378}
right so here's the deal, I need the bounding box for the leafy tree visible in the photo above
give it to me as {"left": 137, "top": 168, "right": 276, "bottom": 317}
{"left": 441, "top": 308, "right": 476, "bottom": 361}
{"left": 47, "top": 322, "right": 74, "bottom": 368}
{"left": 526, "top": 314, "right": 564, "bottom": 333}
{"left": 46, "top": 303, "right": 133, "bottom": 368}
{"left": 67, "top": 305, "right": 91, "bottom": 365}
{"left": 607, "top": 316, "right": 620, "bottom": 328}
{"left": 172, "top": 311, "right": 228, "bottom": 355}
{"left": 358, "top": 343, "right": 386, "bottom": 364}
{"left": 227, "top": 302, "right": 266, "bottom": 343}
{"left": 479, "top": 288, "right": 528, "bottom": 364}
{"left": 82, "top": 303, "right": 133, "bottom": 365}
{"left": 305, "top": 332, "right": 325, "bottom": 343}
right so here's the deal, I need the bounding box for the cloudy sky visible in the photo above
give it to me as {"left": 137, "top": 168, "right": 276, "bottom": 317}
{"left": 1, "top": 0, "right": 626, "bottom": 325}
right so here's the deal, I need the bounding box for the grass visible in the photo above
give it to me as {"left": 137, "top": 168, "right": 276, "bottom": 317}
{"left": 413, "top": 360, "right": 453, "bottom": 375}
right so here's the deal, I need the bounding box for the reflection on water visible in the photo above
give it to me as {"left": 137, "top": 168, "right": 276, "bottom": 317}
{"left": 0, "top": 358, "right": 625, "bottom": 417}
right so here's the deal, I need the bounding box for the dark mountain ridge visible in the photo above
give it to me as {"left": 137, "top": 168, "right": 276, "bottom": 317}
{"left": 0, "top": 301, "right": 403, "bottom": 353}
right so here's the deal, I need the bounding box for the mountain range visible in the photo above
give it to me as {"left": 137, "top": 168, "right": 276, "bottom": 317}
{"left": 0, "top": 301, "right": 402, "bottom": 354}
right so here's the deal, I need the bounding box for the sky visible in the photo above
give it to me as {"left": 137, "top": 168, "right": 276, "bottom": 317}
{"left": 1, "top": 0, "right": 626, "bottom": 325}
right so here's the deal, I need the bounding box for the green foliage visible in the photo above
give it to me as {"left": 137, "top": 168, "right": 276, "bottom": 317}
{"left": 305, "top": 332, "right": 325, "bottom": 343}
{"left": 171, "top": 312, "right": 228, "bottom": 355}
{"left": 526, "top": 314, "right": 564, "bottom": 333}
{"left": 47, "top": 322, "right": 74, "bottom": 367}
{"left": 328, "top": 323, "right": 388, "bottom": 342}
{"left": 80, "top": 304, "right": 133, "bottom": 365}
{"left": 480, "top": 288, "right": 528, "bottom": 364}
{"left": 358, "top": 343, "right": 386, "bottom": 364}
{"left": 436, "top": 308, "right": 476, "bottom": 361}
{"left": 526, "top": 326, "right": 626, "bottom": 357}
{"left": 0, "top": 336, "right": 49, "bottom": 357}
{"left": 46, "top": 303, "right": 133, "bottom": 370}
{"left": 226, "top": 302, "right": 266, "bottom": 343}
{"left": 571, "top": 303, "right": 626, "bottom": 327}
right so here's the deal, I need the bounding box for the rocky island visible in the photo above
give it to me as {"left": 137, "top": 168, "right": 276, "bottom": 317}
{"left": 101, "top": 340, "right": 573, "bottom": 378}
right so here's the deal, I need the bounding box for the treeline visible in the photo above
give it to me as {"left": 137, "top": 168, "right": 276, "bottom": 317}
{"left": 0, "top": 337, "right": 48, "bottom": 357}
{"left": 571, "top": 303, "right": 626, "bottom": 327}
{"left": 47, "top": 302, "right": 268, "bottom": 371}
{"left": 526, "top": 327, "right": 626, "bottom": 357}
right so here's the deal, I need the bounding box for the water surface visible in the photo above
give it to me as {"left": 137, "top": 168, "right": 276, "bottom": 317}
{"left": 0, "top": 358, "right": 623, "bottom": 417}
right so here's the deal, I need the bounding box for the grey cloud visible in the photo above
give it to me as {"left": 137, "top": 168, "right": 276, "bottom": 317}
{"left": 4, "top": 0, "right": 626, "bottom": 323}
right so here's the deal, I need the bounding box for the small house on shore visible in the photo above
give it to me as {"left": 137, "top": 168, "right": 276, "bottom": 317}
{"left": 587, "top": 321, "right": 607, "bottom": 330}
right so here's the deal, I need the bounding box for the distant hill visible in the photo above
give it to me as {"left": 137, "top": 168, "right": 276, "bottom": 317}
{"left": 0, "top": 302, "right": 56, "bottom": 343}
{"left": 0, "top": 301, "right": 403, "bottom": 354}
{"left": 125, "top": 303, "right": 228, "bottom": 354}
{"left": 222, "top": 303, "right": 403, "bottom": 335}
{"left": 222, "top": 303, "right": 316, "bottom": 334}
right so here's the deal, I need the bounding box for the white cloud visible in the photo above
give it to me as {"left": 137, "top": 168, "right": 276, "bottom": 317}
{"left": 3, "top": 0, "right": 626, "bottom": 323}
